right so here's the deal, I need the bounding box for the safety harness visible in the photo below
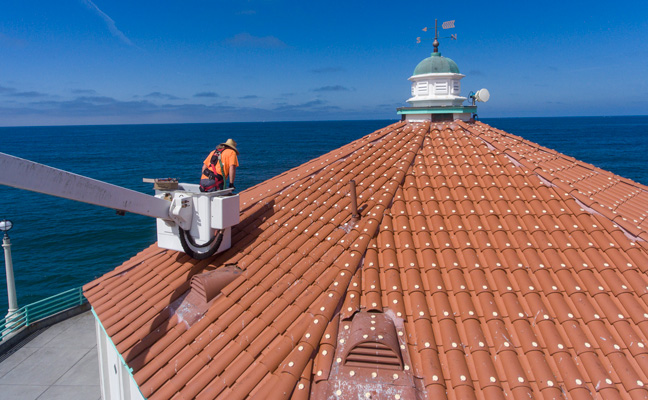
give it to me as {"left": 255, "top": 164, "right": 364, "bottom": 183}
{"left": 200, "top": 148, "right": 226, "bottom": 192}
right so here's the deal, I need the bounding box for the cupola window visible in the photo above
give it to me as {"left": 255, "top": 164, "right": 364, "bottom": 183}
{"left": 452, "top": 80, "right": 460, "bottom": 94}
{"left": 416, "top": 81, "right": 429, "bottom": 96}
{"left": 434, "top": 81, "right": 448, "bottom": 95}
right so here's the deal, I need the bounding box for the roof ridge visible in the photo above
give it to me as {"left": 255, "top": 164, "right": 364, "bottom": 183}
{"left": 243, "top": 123, "right": 430, "bottom": 399}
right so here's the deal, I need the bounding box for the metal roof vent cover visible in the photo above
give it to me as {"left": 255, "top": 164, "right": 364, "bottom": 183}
{"left": 342, "top": 312, "right": 403, "bottom": 370}
{"left": 314, "top": 311, "right": 420, "bottom": 399}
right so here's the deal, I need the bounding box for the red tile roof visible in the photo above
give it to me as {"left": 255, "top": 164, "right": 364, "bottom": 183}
{"left": 84, "top": 120, "right": 648, "bottom": 399}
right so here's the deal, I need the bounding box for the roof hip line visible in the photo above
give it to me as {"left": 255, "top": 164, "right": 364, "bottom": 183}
{"left": 460, "top": 120, "right": 648, "bottom": 244}
{"left": 247, "top": 125, "right": 429, "bottom": 399}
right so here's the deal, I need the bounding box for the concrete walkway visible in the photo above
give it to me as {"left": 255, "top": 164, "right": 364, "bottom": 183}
{"left": 0, "top": 311, "right": 100, "bottom": 400}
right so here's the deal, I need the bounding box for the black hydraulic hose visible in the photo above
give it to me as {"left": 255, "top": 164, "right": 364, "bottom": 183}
{"left": 184, "top": 228, "right": 219, "bottom": 248}
{"left": 179, "top": 228, "right": 224, "bottom": 260}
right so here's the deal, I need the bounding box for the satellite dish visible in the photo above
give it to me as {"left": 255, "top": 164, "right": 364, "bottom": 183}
{"left": 474, "top": 88, "right": 490, "bottom": 103}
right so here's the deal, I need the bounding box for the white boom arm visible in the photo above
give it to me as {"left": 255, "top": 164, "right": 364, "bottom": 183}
{"left": 0, "top": 152, "right": 171, "bottom": 220}
{"left": 0, "top": 152, "right": 240, "bottom": 260}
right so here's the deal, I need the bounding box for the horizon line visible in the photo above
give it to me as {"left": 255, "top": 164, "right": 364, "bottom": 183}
{"left": 1, "top": 114, "right": 648, "bottom": 129}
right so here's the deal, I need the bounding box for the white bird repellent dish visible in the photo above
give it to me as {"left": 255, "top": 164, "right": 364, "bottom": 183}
{"left": 474, "top": 88, "right": 490, "bottom": 102}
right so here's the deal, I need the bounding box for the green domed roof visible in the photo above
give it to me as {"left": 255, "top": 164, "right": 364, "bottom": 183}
{"left": 413, "top": 52, "right": 460, "bottom": 75}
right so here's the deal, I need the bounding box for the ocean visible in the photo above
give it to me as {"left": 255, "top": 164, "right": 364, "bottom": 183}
{"left": 0, "top": 116, "right": 647, "bottom": 312}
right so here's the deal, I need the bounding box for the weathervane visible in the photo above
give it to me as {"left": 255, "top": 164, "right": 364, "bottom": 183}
{"left": 417, "top": 19, "right": 456, "bottom": 52}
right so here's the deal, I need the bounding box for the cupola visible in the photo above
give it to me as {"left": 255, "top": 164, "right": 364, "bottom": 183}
{"left": 405, "top": 51, "right": 467, "bottom": 110}
{"left": 397, "top": 22, "right": 480, "bottom": 123}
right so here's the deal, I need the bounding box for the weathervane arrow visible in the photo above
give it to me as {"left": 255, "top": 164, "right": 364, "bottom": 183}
{"left": 442, "top": 20, "right": 455, "bottom": 29}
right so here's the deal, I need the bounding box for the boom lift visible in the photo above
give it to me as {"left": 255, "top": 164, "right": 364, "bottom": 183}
{"left": 0, "top": 152, "right": 239, "bottom": 260}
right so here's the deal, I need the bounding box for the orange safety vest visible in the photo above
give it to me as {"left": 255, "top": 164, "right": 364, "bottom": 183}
{"left": 201, "top": 148, "right": 226, "bottom": 180}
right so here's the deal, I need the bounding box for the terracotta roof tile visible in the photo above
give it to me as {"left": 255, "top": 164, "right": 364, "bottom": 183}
{"left": 84, "top": 120, "right": 648, "bottom": 398}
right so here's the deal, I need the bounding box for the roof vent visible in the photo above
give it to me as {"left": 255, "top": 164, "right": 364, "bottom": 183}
{"left": 190, "top": 264, "right": 242, "bottom": 302}
{"left": 342, "top": 312, "right": 403, "bottom": 370}
{"left": 312, "top": 311, "right": 419, "bottom": 399}
{"left": 344, "top": 341, "right": 402, "bottom": 370}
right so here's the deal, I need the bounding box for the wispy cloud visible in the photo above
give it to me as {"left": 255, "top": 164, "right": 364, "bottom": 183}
{"left": 313, "top": 85, "right": 351, "bottom": 92}
{"left": 194, "top": 92, "right": 219, "bottom": 98}
{"left": 237, "top": 10, "right": 257, "bottom": 15}
{"left": 80, "top": 0, "right": 135, "bottom": 46}
{"left": 223, "top": 33, "right": 288, "bottom": 49}
{"left": 9, "top": 91, "right": 47, "bottom": 98}
{"left": 0, "top": 95, "right": 340, "bottom": 126}
{"left": 72, "top": 89, "right": 98, "bottom": 95}
{"left": 377, "top": 102, "right": 405, "bottom": 110}
{"left": 0, "top": 85, "right": 16, "bottom": 94}
{"left": 145, "top": 92, "right": 180, "bottom": 100}
{"left": 0, "top": 91, "right": 401, "bottom": 126}
{"left": 0, "top": 86, "right": 47, "bottom": 98}
{"left": 311, "top": 67, "right": 345, "bottom": 74}
{"left": 273, "top": 99, "right": 338, "bottom": 112}
{"left": 75, "top": 96, "right": 118, "bottom": 104}
{"left": 239, "top": 95, "right": 259, "bottom": 99}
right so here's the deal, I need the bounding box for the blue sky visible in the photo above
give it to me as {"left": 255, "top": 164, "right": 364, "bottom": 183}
{"left": 0, "top": 0, "right": 646, "bottom": 126}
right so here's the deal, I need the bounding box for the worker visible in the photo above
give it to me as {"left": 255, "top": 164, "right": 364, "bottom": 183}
{"left": 199, "top": 139, "right": 239, "bottom": 192}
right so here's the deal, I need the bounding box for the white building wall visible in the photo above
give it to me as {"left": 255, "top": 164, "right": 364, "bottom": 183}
{"left": 96, "top": 321, "right": 110, "bottom": 400}
{"left": 94, "top": 316, "right": 146, "bottom": 400}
